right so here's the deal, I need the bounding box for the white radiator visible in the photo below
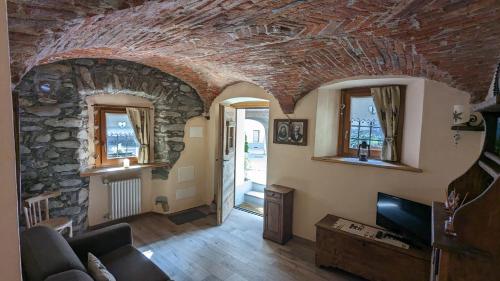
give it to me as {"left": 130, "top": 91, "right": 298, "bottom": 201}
{"left": 108, "top": 178, "right": 142, "bottom": 220}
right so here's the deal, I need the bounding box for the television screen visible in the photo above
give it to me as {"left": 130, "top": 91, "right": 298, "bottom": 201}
{"left": 376, "top": 192, "right": 431, "bottom": 247}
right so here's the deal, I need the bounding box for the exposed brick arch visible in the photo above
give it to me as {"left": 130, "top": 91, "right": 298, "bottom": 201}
{"left": 8, "top": 0, "right": 500, "bottom": 113}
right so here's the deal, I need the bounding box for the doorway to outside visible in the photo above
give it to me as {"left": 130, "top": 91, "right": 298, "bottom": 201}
{"left": 234, "top": 108, "right": 269, "bottom": 216}
{"left": 217, "top": 101, "right": 269, "bottom": 225}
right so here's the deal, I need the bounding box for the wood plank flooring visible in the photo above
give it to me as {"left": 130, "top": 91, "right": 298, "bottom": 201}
{"left": 128, "top": 208, "right": 365, "bottom": 281}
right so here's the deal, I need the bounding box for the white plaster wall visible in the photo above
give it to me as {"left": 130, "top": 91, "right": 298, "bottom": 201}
{"left": 88, "top": 169, "right": 153, "bottom": 226}
{"left": 0, "top": 0, "right": 22, "bottom": 278}
{"left": 401, "top": 79, "right": 425, "bottom": 167}
{"left": 87, "top": 94, "right": 155, "bottom": 226}
{"left": 207, "top": 80, "right": 483, "bottom": 241}
{"left": 314, "top": 78, "right": 426, "bottom": 168}
{"left": 86, "top": 77, "right": 483, "bottom": 241}
{"left": 87, "top": 95, "right": 209, "bottom": 225}
{"left": 314, "top": 88, "right": 340, "bottom": 157}
{"left": 151, "top": 116, "right": 208, "bottom": 214}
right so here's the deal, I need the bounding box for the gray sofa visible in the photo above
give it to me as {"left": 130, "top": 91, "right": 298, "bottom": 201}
{"left": 21, "top": 223, "right": 171, "bottom": 281}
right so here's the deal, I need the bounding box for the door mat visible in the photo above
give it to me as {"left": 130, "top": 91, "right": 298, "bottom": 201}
{"left": 168, "top": 210, "right": 207, "bottom": 225}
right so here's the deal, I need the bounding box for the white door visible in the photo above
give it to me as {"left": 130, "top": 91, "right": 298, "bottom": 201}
{"left": 217, "top": 105, "right": 236, "bottom": 224}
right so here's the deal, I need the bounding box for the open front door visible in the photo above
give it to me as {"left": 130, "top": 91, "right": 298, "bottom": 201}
{"left": 217, "top": 105, "right": 236, "bottom": 224}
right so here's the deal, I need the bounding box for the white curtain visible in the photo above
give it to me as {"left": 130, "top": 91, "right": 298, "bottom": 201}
{"left": 371, "top": 86, "right": 401, "bottom": 162}
{"left": 126, "top": 107, "right": 150, "bottom": 164}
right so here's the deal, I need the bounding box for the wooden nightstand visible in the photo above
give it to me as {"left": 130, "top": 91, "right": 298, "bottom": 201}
{"left": 263, "top": 184, "right": 294, "bottom": 244}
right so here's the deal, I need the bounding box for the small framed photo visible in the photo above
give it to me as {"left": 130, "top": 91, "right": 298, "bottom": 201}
{"left": 273, "top": 119, "right": 308, "bottom": 146}
{"left": 274, "top": 120, "right": 290, "bottom": 144}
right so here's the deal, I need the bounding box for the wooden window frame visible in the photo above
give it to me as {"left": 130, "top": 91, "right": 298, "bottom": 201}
{"left": 337, "top": 86, "right": 405, "bottom": 161}
{"left": 94, "top": 106, "right": 139, "bottom": 167}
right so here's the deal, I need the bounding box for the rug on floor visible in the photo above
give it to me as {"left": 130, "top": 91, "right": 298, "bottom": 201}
{"left": 168, "top": 209, "right": 207, "bottom": 225}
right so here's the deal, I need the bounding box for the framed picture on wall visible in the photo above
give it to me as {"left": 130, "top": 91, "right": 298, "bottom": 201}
{"left": 273, "top": 119, "right": 308, "bottom": 146}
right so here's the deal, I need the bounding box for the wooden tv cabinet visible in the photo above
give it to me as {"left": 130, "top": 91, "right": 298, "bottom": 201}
{"left": 315, "top": 214, "right": 431, "bottom": 281}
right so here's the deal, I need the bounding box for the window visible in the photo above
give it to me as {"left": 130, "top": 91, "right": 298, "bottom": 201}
{"left": 337, "top": 87, "right": 404, "bottom": 159}
{"left": 253, "top": 130, "right": 260, "bottom": 143}
{"left": 95, "top": 107, "right": 139, "bottom": 167}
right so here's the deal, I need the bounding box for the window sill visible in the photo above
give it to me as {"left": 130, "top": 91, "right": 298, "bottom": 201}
{"left": 311, "top": 156, "right": 422, "bottom": 173}
{"left": 80, "top": 162, "right": 171, "bottom": 177}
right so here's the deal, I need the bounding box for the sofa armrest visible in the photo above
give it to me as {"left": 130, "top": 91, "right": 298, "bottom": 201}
{"left": 68, "top": 223, "right": 132, "bottom": 264}
{"left": 45, "top": 270, "right": 94, "bottom": 281}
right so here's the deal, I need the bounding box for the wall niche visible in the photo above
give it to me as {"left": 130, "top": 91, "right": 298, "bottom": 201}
{"left": 14, "top": 58, "right": 204, "bottom": 232}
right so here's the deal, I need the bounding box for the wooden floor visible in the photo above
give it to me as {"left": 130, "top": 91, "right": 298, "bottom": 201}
{"left": 128, "top": 208, "right": 365, "bottom": 281}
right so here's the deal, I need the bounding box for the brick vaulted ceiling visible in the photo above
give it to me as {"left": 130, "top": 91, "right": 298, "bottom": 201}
{"left": 7, "top": 0, "right": 500, "bottom": 113}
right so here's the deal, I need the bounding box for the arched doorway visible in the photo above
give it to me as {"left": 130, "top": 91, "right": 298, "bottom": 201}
{"left": 234, "top": 109, "right": 269, "bottom": 215}
{"left": 216, "top": 97, "right": 269, "bottom": 223}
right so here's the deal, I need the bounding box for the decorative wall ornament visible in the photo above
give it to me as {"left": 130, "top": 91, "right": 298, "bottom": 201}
{"left": 451, "top": 111, "right": 485, "bottom": 145}
{"left": 273, "top": 119, "right": 308, "bottom": 146}
{"left": 452, "top": 105, "right": 466, "bottom": 125}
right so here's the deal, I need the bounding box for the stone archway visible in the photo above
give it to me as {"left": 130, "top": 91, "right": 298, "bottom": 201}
{"left": 14, "top": 58, "right": 204, "bottom": 232}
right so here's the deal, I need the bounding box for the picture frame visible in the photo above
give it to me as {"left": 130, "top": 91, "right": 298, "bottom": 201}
{"left": 273, "top": 119, "right": 308, "bottom": 146}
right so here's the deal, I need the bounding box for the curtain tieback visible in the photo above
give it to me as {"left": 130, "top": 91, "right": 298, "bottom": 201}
{"left": 140, "top": 144, "right": 148, "bottom": 148}
{"left": 384, "top": 137, "right": 395, "bottom": 144}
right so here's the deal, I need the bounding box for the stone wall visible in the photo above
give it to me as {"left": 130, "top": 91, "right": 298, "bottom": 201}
{"left": 15, "top": 59, "right": 203, "bottom": 232}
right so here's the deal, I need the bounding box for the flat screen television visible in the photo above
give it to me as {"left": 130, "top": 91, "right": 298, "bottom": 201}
{"left": 376, "top": 192, "right": 432, "bottom": 247}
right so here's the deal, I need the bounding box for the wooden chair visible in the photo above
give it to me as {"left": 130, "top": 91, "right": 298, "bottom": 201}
{"left": 23, "top": 191, "right": 73, "bottom": 237}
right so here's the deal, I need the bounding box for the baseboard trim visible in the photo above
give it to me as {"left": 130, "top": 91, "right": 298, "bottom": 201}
{"left": 88, "top": 204, "right": 213, "bottom": 231}
{"left": 88, "top": 212, "right": 156, "bottom": 231}
{"left": 292, "top": 234, "right": 316, "bottom": 247}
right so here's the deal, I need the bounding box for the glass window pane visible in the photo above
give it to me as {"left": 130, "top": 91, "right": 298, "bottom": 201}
{"left": 105, "top": 113, "right": 139, "bottom": 159}
{"left": 348, "top": 96, "right": 384, "bottom": 150}
{"left": 253, "top": 130, "right": 260, "bottom": 143}
{"left": 349, "top": 138, "right": 360, "bottom": 149}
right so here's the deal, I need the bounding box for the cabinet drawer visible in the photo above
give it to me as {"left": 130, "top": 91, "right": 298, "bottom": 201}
{"left": 265, "top": 190, "right": 282, "bottom": 200}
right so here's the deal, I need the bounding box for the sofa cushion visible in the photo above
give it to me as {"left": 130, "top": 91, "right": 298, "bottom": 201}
{"left": 44, "top": 270, "right": 93, "bottom": 281}
{"left": 21, "top": 226, "right": 87, "bottom": 281}
{"left": 99, "top": 245, "right": 171, "bottom": 281}
{"left": 88, "top": 252, "right": 116, "bottom": 281}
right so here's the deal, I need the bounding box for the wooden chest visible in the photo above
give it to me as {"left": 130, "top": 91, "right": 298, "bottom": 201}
{"left": 315, "top": 214, "right": 431, "bottom": 281}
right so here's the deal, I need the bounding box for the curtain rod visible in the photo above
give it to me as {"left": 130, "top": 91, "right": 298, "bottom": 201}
{"left": 91, "top": 104, "right": 154, "bottom": 109}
